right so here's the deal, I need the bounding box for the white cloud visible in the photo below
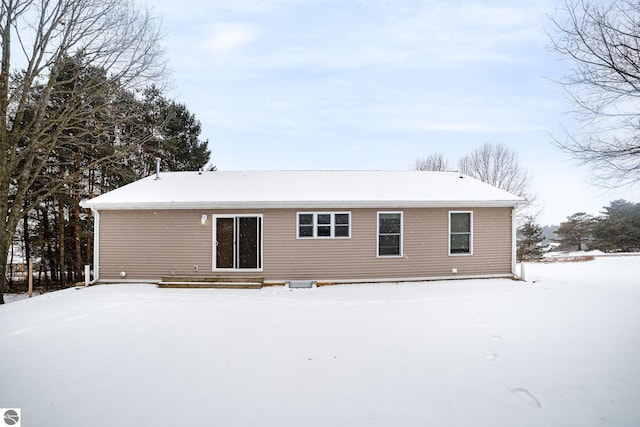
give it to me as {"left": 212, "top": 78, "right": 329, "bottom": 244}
{"left": 201, "top": 23, "right": 259, "bottom": 53}
{"left": 382, "top": 2, "right": 546, "bottom": 64}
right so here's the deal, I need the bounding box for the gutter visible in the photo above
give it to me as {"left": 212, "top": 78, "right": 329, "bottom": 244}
{"left": 80, "top": 199, "right": 527, "bottom": 210}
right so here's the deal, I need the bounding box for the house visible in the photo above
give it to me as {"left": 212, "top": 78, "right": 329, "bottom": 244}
{"left": 80, "top": 170, "right": 526, "bottom": 285}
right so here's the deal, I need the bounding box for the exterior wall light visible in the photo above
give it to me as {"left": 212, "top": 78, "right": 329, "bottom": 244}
{"left": 201, "top": 214, "right": 208, "bottom": 225}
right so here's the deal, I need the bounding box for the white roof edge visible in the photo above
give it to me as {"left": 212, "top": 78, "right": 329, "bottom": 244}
{"left": 81, "top": 200, "right": 526, "bottom": 210}
{"left": 80, "top": 171, "right": 526, "bottom": 209}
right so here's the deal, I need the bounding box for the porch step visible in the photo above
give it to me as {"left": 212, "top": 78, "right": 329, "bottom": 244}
{"left": 158, "top": 276, "right": 264, "bottom": 289}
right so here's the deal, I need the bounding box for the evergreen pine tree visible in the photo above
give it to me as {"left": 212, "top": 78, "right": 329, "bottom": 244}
{"left": 591, "top": 200, "right": 640, "bottom": 252}
{"left": 517, "top": 218, "right": 545, "bottom": 261}
{"left": 554, "top": 212, "right": 594, "bottom": 251}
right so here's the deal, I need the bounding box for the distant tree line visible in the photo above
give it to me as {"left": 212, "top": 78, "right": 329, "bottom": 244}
{"left": 4, "top": 58, "right": 211, "bottom": 292}
{"left": 516, "top": 200, "right": 640, "bottom": 262}
{"left": 555, "top": 200, "right": 640, "bottom": 253}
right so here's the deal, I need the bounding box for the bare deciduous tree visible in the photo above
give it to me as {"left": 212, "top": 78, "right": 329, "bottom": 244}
{"left": 548, "top": 0, "right": 640, "bottom": 185}
{"left": 458, "top": 143, "right": 532, "bottom": 199}
{"left": 413, "top": 144, "right": 535, "bottom": 221}
{"left": 413, "top": 152, "right": 449, "bottom": 171}
{"left": 0, "top": 0, "right": 166, "bottom": 303}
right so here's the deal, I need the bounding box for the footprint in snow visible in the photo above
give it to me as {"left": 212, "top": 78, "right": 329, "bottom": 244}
{"left": 489, "top": 333, "right": 503, "bottom": 340}
{"left": 485, "top": 352, "right": 498, "bottom": 361}
{"left": 509, "top": 387, "right": 542, "bottom": 409}
{"left": 62, "top": 314, "right": 89, "bottom": 322}
{"left": 7, "top": 326, "right": 34, "bottom": 336}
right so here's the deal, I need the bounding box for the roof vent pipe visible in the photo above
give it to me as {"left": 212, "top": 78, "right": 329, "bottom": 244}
{"left": 154, "top": 157, "right": 161, "bottom": 180}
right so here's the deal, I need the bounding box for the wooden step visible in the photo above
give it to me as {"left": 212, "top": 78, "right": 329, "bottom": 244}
{"left": 158, "top": 276, "right": 263, "bottom": 289}
{"left": 161, "top": 276, "right": 263, "bottom": 284}
{"left": 158, "top": 282, "right": 262, "bottom": 289}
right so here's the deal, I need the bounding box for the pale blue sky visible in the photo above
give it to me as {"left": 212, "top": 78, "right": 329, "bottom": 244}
{"left": 149, "top": 0, "right": 638, "bottom": 225}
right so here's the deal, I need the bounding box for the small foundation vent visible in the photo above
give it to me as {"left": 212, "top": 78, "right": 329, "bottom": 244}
{"left": 287, "top": 280, "right": 316, "bottom": 289}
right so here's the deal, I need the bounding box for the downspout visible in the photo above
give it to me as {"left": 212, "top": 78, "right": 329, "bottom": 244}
{"left": 90, "top": 207, "right": 100, "bottom": 284}
{"left": 511, "top": 206, "right": 517, "bottom": 278}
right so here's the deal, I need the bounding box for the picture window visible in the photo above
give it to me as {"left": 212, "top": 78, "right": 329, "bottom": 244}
{"left": 297, "top": 212, "right": 351, "bottom": 239}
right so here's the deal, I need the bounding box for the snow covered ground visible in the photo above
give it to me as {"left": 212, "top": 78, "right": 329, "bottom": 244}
{"left": 1, "top": 256, "right": 638, "bottom": 426}
{"left": 1, "top": 291, "right": 42, "bottom": 304}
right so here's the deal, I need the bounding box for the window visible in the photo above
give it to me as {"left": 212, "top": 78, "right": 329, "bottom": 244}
{"left": 378, "top": 212, "right": 402, "bottom": 257}
{"left": 298, "top": 214, "right": 314, "bottom": 237}
{"left": 297, "top": 212, "right": 351, "bottom": 238}
{"left": 449, "top": 211, "right": 472, "bottom": 255}
{"left": 334, "top": 213, "right": 350, "bottom": 237}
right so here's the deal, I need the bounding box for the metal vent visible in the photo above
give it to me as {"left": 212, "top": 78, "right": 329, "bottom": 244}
{"left": 287, "top": 280, "right": 316, "bottom": 289}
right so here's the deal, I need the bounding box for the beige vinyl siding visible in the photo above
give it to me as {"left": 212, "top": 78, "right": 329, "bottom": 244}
{"left": 98, "top": 207, "right": 514, "bottom": 282}
{"left": 98, "top": 209, "right": 264, "bottom": 281}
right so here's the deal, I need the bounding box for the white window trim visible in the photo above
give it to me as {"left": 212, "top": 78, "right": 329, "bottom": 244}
{"left": 449, "top": 210, "right": 473, "bottom": 256}
{"left": 296, "top": 212, "right": 351, "bottom": 239}
{"left": 377, "top": 211, "right": 403, "bottom": 258}
{"left": 212, "top": 214, "right": 264, "bottom": 271}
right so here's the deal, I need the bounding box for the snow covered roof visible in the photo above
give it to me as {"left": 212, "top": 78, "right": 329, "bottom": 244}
{"left": 80, "top": 170, "right": 526, "bottom": 210}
